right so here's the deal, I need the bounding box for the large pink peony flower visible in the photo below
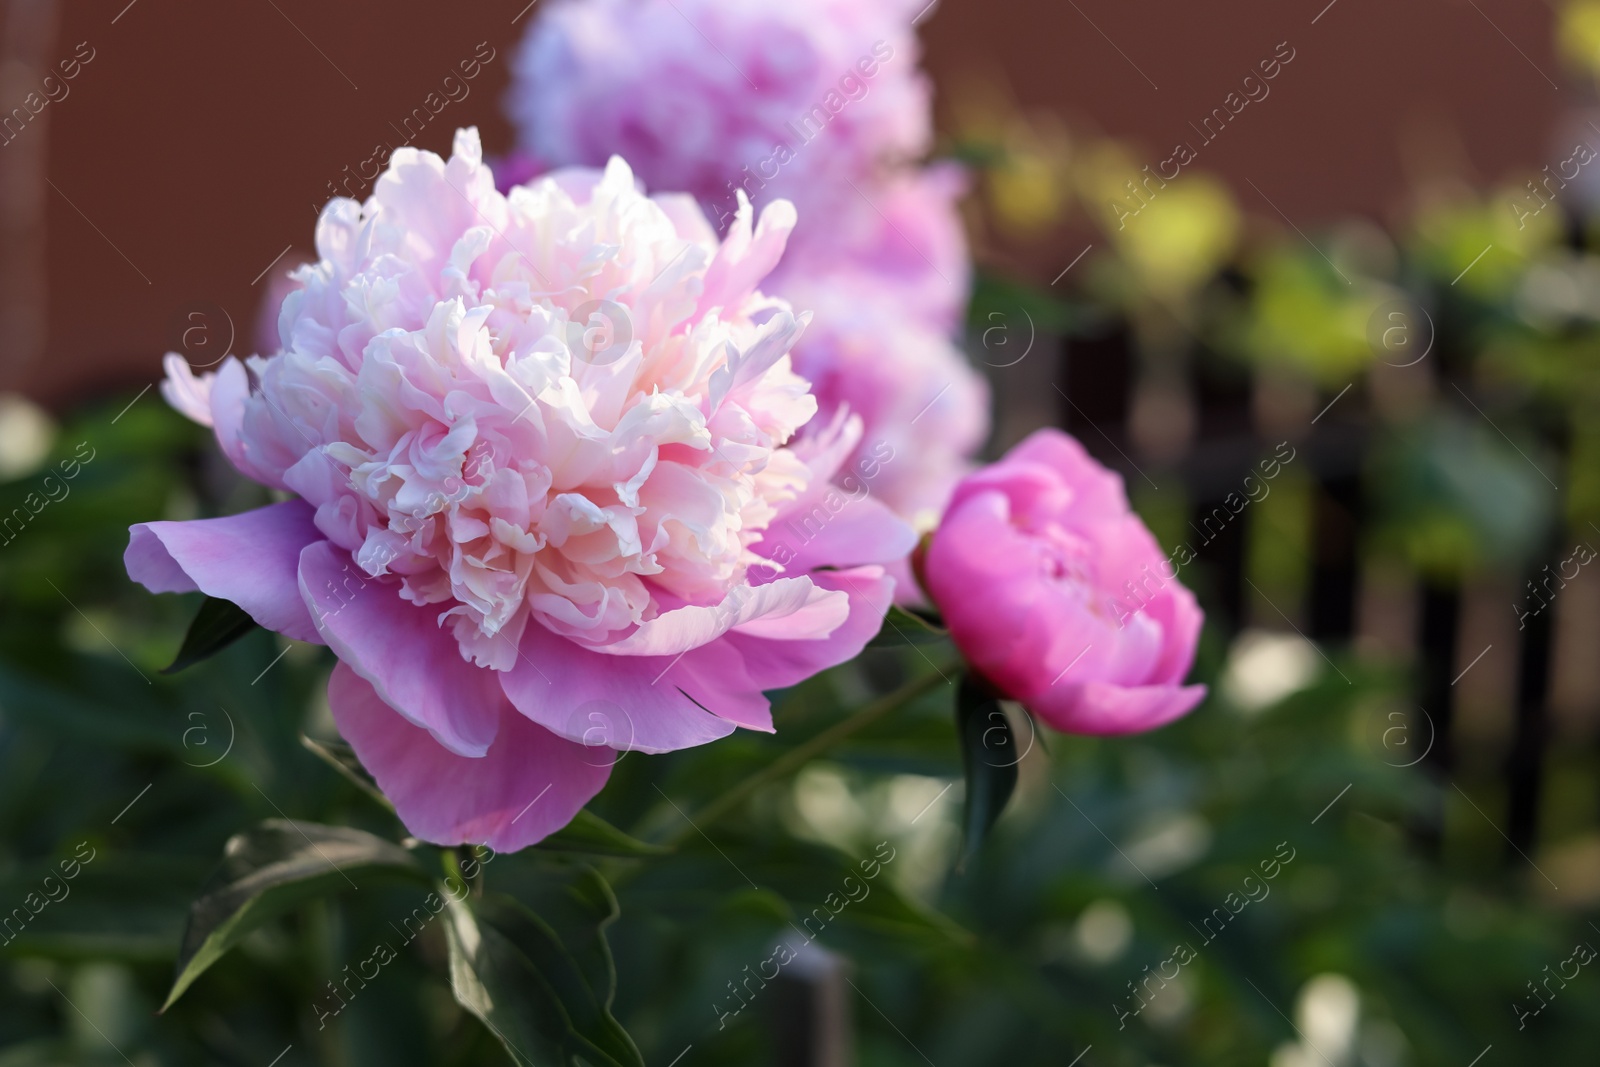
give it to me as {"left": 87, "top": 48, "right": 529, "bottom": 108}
{"left": 507, "top": 0, "right": 933, "bottom": 229}
{"left": 923, "top": 429, "right": 1206, "bottom": 735}
{"left": 127, "top": 129, "right": 912, "bottom": 851}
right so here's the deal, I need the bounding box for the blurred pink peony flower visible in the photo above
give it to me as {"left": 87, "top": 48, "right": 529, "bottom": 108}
{"left": 923, "top": 429, "right": 1206, "bottom": 735}
{"left": 128, "top": 129, "right": 912, "bottom": 851}
{"left": 773, "top": 165, "right": 987, "bottom": 525}
{"left": 507, "top": 0, "right": 932, "bottom": 226}
{"left": 490, "top": 149, "right": 547, "bottom": 194}
{"left": 776, "top": 269, "right": 988, "bottom": 524}
{"left": 771, "top": 162, "right": 972, "bottom": 333}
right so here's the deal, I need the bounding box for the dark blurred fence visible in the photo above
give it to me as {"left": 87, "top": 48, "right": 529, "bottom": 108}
{"left": 991, "top": 278, "right": 1600, "bottom": 871}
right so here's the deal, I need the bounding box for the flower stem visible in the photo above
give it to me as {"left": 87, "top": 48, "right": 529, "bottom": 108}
{"left": 667, "top": 665, "right": 954, "bottom": 847}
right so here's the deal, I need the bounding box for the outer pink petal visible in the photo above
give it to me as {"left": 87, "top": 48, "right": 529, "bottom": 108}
{"left": 328, "top": 663, "right": 609, "bottom": 853}
{"left": 298, "top": 541, "right": 500, "bottom": 759}
{"left": 924, "top": 489, "right": 1056, "bottom": 685}
{"left": 159, "top": 354, "right": 215, "bottom": 426}
{"left": 759, "top": 409, "right": 918, "bottom": 574}
{"left": 125, "top": 500, "right": 324, "bottom": 643}
{"left": 502, "top": 624, "right": 738, "bottom": 754}
{"left": 1144, "top": 581, "right": 1204, "bottom": 687}
{"left": 944, "top": 430, "right": 1130, "bottom": 540}
{"left": 208, "top": 358, "right": 289, "bottom": 490}
{"left": 664, "top": 641, "right": 773, "bottom": 732}
{"left": 592, "top": 576, "right": 845, "bottom": 657}
{"left": 625, "top": 566, "right": 901, "bottom": 736}
{"left": 1003, "top": 428, "right": 1129, "bottom": 519}
{"left": 766, "top": 491, "right": 917, "bottom": 574}
{"left": 1070, "top": 510, "right": 1202, "bottom": 689}
{"left": 725, "top": 566, "right": 898, "bottom": 692}
{"left": 1025, "top": 680, "right": 1207, "bottom": 736}
{"left": 884, "top": 555, "right": 928, "bottom": 609}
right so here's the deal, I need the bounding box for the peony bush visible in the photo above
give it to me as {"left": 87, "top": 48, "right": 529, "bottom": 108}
{"left": 120, "top": 0, "right": 1205, "bottom": 1056}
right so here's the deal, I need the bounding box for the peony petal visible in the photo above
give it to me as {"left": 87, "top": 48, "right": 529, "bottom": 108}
{"left": 209, "top": 357, "right": 290, "bottom": 491}
{"left": 927, "top": 489, "right": 1167, "bottom": 698}
{"left": 299, "top": 540, "right": 500, "bottom": 758}
{"left": 160, "top": 354, "right": 215, "bottom": 427}
{"left": 766, "top": 491, "right": 918, "bottom": 574}
{"left": 328, "top": 663, "right": 609, "bottom": 852}
{"left": 761, "top": 409, "right": 918, "bottom": 572}
{"left": 694, "top": 195, "right": 796, "bottom": 320}
{"left": 126, "top": 500, "right": 324, "bottom": 643}
{"left": 1148, "top": 583, "right": 1204, "bottom": 686}
{"left": 616, "top": 566, "right": 899, "bottom": 735}
{"left": 592, "top": 576, "right": 844, "bottom": 657}
{"left": 665, "top": 640, "right": 773, "bottom": 732}
{"left": 1025, "top": 681, "right": 1207, "bottom": 736}
{"left": 998, "top": 428, "right": 1129, "bottom": 521}
{"left": 924, "top": 488, "right": 1059, "bottom": 683}
{"left": 732, "top": 584, "right": 849, "bottom": 641}
{"left": 725, "top": 566, "right": 896, "bottom": 692}
{"left": 502, "top": 624, "right": 739, "bottom": 754}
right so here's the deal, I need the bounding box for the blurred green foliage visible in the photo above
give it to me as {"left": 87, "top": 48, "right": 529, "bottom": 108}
{"left": 0, "top": 374, "right": 1595, "bottom": 1065}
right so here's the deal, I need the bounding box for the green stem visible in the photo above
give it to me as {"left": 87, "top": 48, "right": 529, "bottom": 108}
{"left": 667, "top": 665, "right": 953, "bottom": 847}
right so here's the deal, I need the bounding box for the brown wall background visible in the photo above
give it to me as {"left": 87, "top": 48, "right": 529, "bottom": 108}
{"left": 0, "top": 0, "right": 1567, "bottom": 407}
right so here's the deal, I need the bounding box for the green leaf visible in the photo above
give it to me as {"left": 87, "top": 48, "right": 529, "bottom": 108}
{"left": 955, "top": 672, "right": 1019, "bottom": 868}
{"left": 535, "top": 810, "right": 669, "bottom": 858}
{"left": 300, "top": 733, "right": 394, "bottom": 812}
{"left": 443, "top": 867, "right": 643, "bottom": 1067}
{"left": 162, "top": 596, "right": 258, "bottom": 674}
{"left": 869, "top": 605, "right": 949, "bottom": 647}
{"left": 163, "top": 820, "right": 426, "bottom": 1011}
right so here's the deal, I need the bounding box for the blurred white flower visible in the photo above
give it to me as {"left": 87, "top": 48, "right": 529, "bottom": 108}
{"left": 1221, "top": 629, "right": 1322, "bottom": 713}
{"left": 1299, "top": 973, "right": 1360, "bottom": 1063}
{"left": 1124, "top": 811, "right": 1212, "bottom": 880}
{"left": 1271, "top": 972, "right": 1362, "bottom": 1067}
{"left": 0, "top": 394, "right": 55, "bottom": 479}
{"left": 1072, "top": 898, "right": 1132, "bottom": 963}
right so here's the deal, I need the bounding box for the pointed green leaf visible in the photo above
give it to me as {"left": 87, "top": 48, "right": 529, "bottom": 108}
{"left": 955, "top": 672, "right": 1019, "bottom": 867}
{"left": 163, "top": 596, "right": 258, "bottom": 674}
{"left": 300, "top": 733, "right": 394, "bottom": 811}
{"left": 535, "top": 810, "right": 669, "bottom": 858}
{"left": 443, "top": 867, "right": 642, "bottom": 1067}
{"left": 163, "top": 820, "right": 426, "bottom": 1011}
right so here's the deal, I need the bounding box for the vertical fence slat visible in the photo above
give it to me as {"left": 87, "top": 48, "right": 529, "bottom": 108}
{"left": 1508, "top": 557, "right": 1557, "bottom": 855}
{"left": 768, "top": 942, "right": 852, "bottom": 1067}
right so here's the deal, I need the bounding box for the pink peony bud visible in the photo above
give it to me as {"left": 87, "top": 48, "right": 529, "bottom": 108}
{"left": 923, "top": 429, "right": 1206, "bottom": 735}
